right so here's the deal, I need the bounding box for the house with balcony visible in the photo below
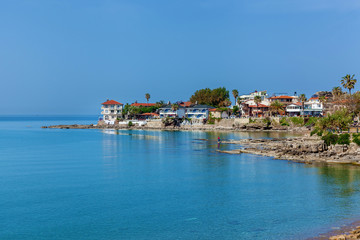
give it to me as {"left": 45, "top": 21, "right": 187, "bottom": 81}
{"left": 286, "top": 102, "right": 302, "bottom": 116}
{"left": 303, "top": 97, "right": 323, "bottom": 116}
{"left": 101, "top": 99, "right": 124, "bottom": 124}
{"left": 238, "top": 90, "right": 268, "bottom": 105}
{"left": 185, "top": 104, "right": 212, "bottom": 119}
{"left": 268, "top": 95, "right": 299, "bottom": 106}
{"left": 159, "top": 105, "right": 186, "bottom": 118}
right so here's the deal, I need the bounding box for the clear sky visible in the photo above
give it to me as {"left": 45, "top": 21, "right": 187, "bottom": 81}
{"left": 1, "top": 0, "right": 360, "bottom": 115}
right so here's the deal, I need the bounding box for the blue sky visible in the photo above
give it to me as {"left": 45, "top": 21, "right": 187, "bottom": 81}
{"left": 1, "top": 0, "right": 359, "bottom": 114}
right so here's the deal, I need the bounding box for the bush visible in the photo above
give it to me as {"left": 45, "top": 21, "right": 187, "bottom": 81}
{"left": 280, "top": 118, "right": 289, "bottom": 126}
{"left": 305, "top": 117, "right": 318, "bottom": 126}
{"left": 249, "top": 118, "right": 256, "bottom": 123}
{"left": 353, "top": 137, "right": 360, "bottom": 146}
{"left": 289, "top": 117, "right": 304, "bottom": 126}
{"left": 263, "top": 117, "right": 271, "bottom": 128}
{"left": 353, "top": 133, "right": 360, "bottom": 146}
{"left": 128, "top": 121, "right": 133, "bottom": 127}
{"left": 322, "top": 132, "right": 338, "bottom": 146}
{"left": 337, "top": 133, "right": 350, "bottom": 145}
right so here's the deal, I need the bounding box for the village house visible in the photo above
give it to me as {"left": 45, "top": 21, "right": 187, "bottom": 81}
{"left": 209, "top": 108, "right": 230, "bottom": 118}
{"left": 238, "top": 90, "right": 268, "bottom": 104}
{"left": 268, "top": 95, "right": 299, "bottom": 106}
{"left": 185, "top": 104, "right": 212, "bottom": 119}
{"left": 286, "top": 102, "right": 302, "bottom": 116}
{"left": 304, "top": 97, "right": 323, "bottom": 116}
{"left": 159, "top": 105, "right": 186, "bottom": 118}
{"left": 101, "top": 99, "right": 123, "bottom": 124}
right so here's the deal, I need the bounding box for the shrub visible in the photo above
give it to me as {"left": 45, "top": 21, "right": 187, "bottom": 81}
{"left": 249, "top": 118, "right": 256, "bottom": 123}
{"left": 263, "top": 117, "right": 271, "bottom": 128}
{"left": 353, "top": 137, "right": 360, "bottom": 146}
{"left": 321, "top": 132, "right": 338, "bottom": 146}
{"left": 305, "top": 117, "right": 318, "bottom": 126}
{"left": 280, "top": 118, "right": 289, "bottom": 126}
{"left": 337, "top": 133, "right": 350, "bottom": 145}
{"left": 353, "top": 133, "right": 360, "bottom": 146}
{"left": 128, "top": 121, "right": 133, "bottom": 127}
{"left": 310, "top": 128, "right": 318, "bottom": 136}
{"left": 289, "top": 117, "right": 304, "bottom": 126}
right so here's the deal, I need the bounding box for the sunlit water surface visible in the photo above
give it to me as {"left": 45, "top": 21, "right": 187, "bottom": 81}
{"left": 1, "top": 116, "right": 360, "bottom": 240}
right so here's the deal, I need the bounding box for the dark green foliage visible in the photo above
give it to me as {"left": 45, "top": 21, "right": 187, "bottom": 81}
{"left": 280, "top": 118, "right": 289, "bottom": 126}
{"left": 337, "top": 133, "right": 350, "bottom": 145}
{"left": 305, "top": 117, "right": 318, "bottom": 126}
{"left": 321, "top": 132, "right": 339, "bottom": 146}
{"left": 316, "top": 109, "right": 353, "bottom": 131}
{"left": 289, "top": 117, "right": 304, "bottom": 126}
{"left": 352, "top": 133, "right": 360, "bottom": 146}
{"left": 353, "top": 137, "right": 360, "bottom": 146}
{"left": 310, "top": 127, "right": 323, "bottom": 136}
{"left": 190, "top": 87, "right": 230, "bottom": 107}
{"left": 128, "top": 121, "right": 133, "bottom": 127}
{"left": 263, "top": 117, "right": 271, "bottom": 128}
{"left": 232, "top": 105, "right": 239, "bottom": 114}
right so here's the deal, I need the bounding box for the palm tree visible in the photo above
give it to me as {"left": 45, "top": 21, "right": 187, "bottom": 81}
{"left": 319, "top": 96, "right": 326, "bottom": 115}
{"left": 254, "top": 96, "right": 262, "bottom": 117}
{"left": 171, "top": 103, "right": 179, "bottom": 111}
{"left": 299, "top": 94, "right": 307, "bottom": 116}
{"left": 232, "top": 89, "right": 239, "bottom": 106}
{"left": 341, "top": 74, "right": 357, "bottom": 95}
{"left": 332, "top": 86, "right": 343, "bottom": 100}
{"left": 145, "top": 93, "right": 151, "bottom": 103}
{"left": 270, "top": 100, "right": 284, "bottom": 116}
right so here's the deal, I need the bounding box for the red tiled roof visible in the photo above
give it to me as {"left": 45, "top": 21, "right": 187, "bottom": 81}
{"left": 102, "top": 100, "right": 123, "bottom": 105}
{"left": 140, "top": 113, "right": 159, "bottom": 116}
{"left": 131, "top": 103, "right": 156, "bottom": 107}
{"left": 179, "top": 101, "right": 192, "bottom": 107}
{"left": 249, "top": 104, "right": 269, "bottom": 108}
{"left": 269, "top": 96, "right": 294, "bottom": 99}
{"left": 309, "top": 97, "right": 319, "bottom": 101}
{"left": 209, "top": 108, "right": 217, "bottom": 112}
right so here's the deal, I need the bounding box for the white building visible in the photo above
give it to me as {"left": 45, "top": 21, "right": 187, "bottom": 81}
{"left": 304, "top": 97, "right": 323, "bottom": 116}
{"left": 101, "top": 99, "right": 124, "bottom": 124}
{"left": 238, "top": 90, "right": 268, "bottom": 104}
{"left": 286, "top": 102, "right": 302, "bottom": 116}
{"left": 159, "top": 105, "right": 186, "bottom": 118}
{"left": 185, "top": 105, "right": 212, "bottom": 119}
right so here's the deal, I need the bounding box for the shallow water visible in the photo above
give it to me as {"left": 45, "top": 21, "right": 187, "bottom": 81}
{"left": 1, "top": 116, "right": 360, "bottom": 239}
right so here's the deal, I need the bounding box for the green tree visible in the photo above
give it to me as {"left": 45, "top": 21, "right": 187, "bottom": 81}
{"left": 341, "top": 74, "right": 357, "bottom": 95}
{"left": 171, "top": 103, "right": 179, "bottom": 111}
{"left": 145, "top": 93, "right": 151, "bottom": 103}
{"left": 232, "top": 89, "right": 239, "bottom": 106}
{"left": 190, "top": 87, "right": 230, "bottom": 107}
{"left": 299, "top": 94, "right": 307, "bottom": 116}
{"left": 332, "top": 86, "right": 343, "bottom": 100}
{"left": 270, "top": 100, "right": 284, "bottom": 116}
{"left": 232, "top": 105, "right": 239, "bottom": 115}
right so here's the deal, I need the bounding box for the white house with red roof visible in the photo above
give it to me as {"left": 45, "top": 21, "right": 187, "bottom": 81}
{"left": 304, "top": 97, "right": 323, "bottom": 116}
{"left": 268, "top": 95, "right": 299, "bottom": 105}
{"left": 101, "top": 99, "right": 124, "bottom": 124}
{"left": 286, "top": 102, "right": 302, "bottom": 116}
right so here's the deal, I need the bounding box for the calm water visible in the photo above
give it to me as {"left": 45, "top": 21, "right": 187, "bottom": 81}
{"left": 1, "top": 116, "right": 360, "bottom": 239}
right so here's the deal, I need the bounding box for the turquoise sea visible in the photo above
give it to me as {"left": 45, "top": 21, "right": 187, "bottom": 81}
{"left": 1, "top": 116, "right": 360, "bottom": 239}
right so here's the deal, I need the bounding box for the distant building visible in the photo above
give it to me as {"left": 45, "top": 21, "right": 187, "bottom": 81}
{"left": 186, "top": 105, "right": 212, "bottom": 119}
{"left": 178, "top": 101, "right": 192, "bottom": 107}
{"left": 268, "top": 95, "right": 299, "bottom": 106}
{"left": 159, "top": 105, "right": 186, "bottom": 118}
{"left": 238, "top": 90, "right": 268, "bottom": 104}
{"left": 136, "top": 112, "right": 159, "bottom": 120}
{"left": 209, "top": 108, "right": 230, "bottom": 118}
{"left": 286, "top": 102, "right": 302, "bottom": 116}
{"left": 101, "top": 99, "right": 123, "bottom": 124}
{"left": 304, "top": 97, "right": 323, "bottom": 116}
{"left": 247, "top": 104, "right": 269, "bottom": 117}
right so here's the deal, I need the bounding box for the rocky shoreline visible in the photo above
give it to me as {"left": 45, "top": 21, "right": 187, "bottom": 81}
{"left": 217, "top": 136, "right": 360, "bottom": 165}
{"left": 42, "top": 123, "right": 310, "bottom": 133}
